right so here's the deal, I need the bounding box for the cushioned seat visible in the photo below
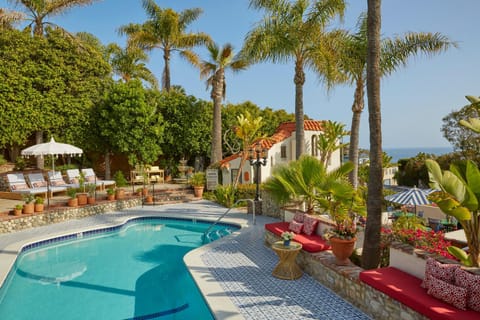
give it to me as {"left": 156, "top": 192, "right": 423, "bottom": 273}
{"left": 265, "top": 222, "right": 330, "bottom": 253}
{"left": 360, "top": 267, "right": 480, "bottom": 320}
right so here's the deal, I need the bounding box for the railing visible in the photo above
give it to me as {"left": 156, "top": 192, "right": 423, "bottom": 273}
{"left": 202, "top": 199, "right": 256, "bottom": 243}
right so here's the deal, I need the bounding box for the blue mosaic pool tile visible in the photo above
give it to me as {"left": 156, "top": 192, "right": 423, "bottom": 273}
{"left": 201, "top": 231, "right": 372, "bottom": 320}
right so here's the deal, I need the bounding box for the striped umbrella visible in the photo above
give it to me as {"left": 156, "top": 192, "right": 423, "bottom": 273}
{"left": 385, "top": 187, "right": 432, "bottom": 207}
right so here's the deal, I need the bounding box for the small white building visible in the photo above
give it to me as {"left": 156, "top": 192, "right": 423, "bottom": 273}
{"left": 218, "top": 120, "right": 342, "bottom": 185}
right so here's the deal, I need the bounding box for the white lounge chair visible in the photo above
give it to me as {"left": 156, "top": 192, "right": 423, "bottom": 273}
{"left": 47, "top": 171, "right": 78, "bottom": 189}
{"left": 27, "top": 172, "right": 67, "bottom": 197}
{"left": 81, "top": 168, "right": 115, "bottom": 190}
{"left": 6, "top": 173, "right": 48, "bottom": 198}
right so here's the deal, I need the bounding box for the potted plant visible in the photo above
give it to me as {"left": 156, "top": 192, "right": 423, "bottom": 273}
{"left": 13, "top": 204, "right": 23, "bottom": 216}
{"left": 66, "top": 188, "right": 78, "bottom": 207}
{"left": 86, "top": 183, "right": 96, "bottom": 205}
{"left": 76, "top": 172, "right": 88, "bottom": 205}
{"left": 106, "top": 188, "right": 115, "bottom": 201}
{"left": 34, "top": 196, "right": 44, "bottom": 213}
{"left": 22, "top": 194, "right": 35, "bottom": 214}
{"left": 190, "top": 172, "right": 206, "bottom": 198}
{"left": 281, "top": 231, "right": 295, "bottom": 247}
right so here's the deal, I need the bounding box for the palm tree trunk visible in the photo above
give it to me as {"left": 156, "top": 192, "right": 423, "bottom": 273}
{"left": 348, "top": 77, "right": 365, "bottom": 189}
{"left": 162, "top": 49, "right": 171, "bottom": 92}
{"left": 211, "top": 70, "right": 224, "bottom": 164}
{"left": 294, "top": 60, "right": 305, "bottom": 159}
{"left": 362, "top": 0, "right": 383, "bottom": 270}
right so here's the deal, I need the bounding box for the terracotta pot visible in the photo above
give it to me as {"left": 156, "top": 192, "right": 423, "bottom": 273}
{"left": 87, "top": 197, "right": 96, "bottom": 205}
{"left": 107, "top": 194, "right": 115, "bottom": 201}
{"left": 23, "top": 203, "right": 34, "bottom": 215}
{"left": 77, "top": 193, "right": 88, "bottom": 205}
{"left": 13, "top": 208, "right": 22, "bottom": 216}
{"left": 34, "top": 203, "right": 44, "bottom": 213}
{"left": 329, "top": 237, "right": 356, "bottom": 266}
{"left": 145, "top": 195, "right": 153, "bottom": 203}
{"left": 142, "top": 189, "right": 148, "bottom": 196}
{"left": 193, "top": 186, "right": 204, "bottom": 198}
{"left": 68, "top": 198, "right": 78, "bottom": 207}
{"left": 115, "top": 189, "right": 125, "bottom": 200}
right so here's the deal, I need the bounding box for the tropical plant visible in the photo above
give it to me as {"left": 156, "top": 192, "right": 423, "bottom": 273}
{"left": 213, "top": 185, "right": 236, "bottom": 208}
{"left": 106, "top": 187, "right": 115, "bottom": 196}
{"left": 34, "top": 196, "right": 44, "bottom": 204}
{"left": 67, "top": 188, "right": 77, "bottom": 199}
{"left": 113, "top": 171, "right": 128, "bottom": 188}
{"left": 243, "top": 0, "right": 347, "bottom": 159}
{"left": 199, "top": 42, "right": 249, "bottom": 164}
{"left": 22, "top": 194, "right": 35, "bottom": 204}
{"left": 0, "top": 8, "right": 24, "bottom": 30}
{"left": 190, "top": 172, "right": 206, "bottom": 187}
{"left": 316, "top": 120, "right": 349, "bottom": 167}
{"left": 86, "top": 183, "right": 96, "bottom": 197}
{"left": 339, "top": 13, "right": 456, "bottom": 189}
{"left": 118, "top": 0, "right": 211, "bottom": 91}
{"left": 362, "top": 0, "right": 383, "bottom": 270}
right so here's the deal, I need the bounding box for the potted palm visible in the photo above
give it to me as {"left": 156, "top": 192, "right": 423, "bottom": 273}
{"left": 34, "top": 196, "right": 44, "bottom": 213}
{"left": 106, "top": 188, "right": 115, "bottom": 201}
{"left": 190, "top": 172, "right": 206, "bottom": 198}
{"left": 67, "top": 188, "right": 78, "bottom": 207}
{"left": 22, "top": 194, "right": 35, "bottom": 214}
{"left": 76, "top": 172, "right": 87, "bottom": 205}
{"left": 87, "top": 183, "right": 96, "bottom": 205}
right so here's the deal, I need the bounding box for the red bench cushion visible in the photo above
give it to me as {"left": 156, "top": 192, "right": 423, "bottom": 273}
{"left": 360, "top": 267, "right": 480, "bottom": 320}
{"left": 265, "top": 222, "right": 330, "bottom": 253}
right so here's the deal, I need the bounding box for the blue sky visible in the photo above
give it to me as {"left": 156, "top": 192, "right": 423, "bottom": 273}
{"left": 2, "top": 0, "right": 479, "bottom": 149}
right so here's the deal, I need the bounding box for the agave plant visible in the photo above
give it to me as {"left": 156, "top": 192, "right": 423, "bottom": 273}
{"left": 426, "top": 159, "right": 480, "bottom": 267}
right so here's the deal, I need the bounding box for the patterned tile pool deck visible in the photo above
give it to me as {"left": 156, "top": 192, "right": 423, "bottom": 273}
{"left": 0, "top": 201, "right": 371, "bottom": 320}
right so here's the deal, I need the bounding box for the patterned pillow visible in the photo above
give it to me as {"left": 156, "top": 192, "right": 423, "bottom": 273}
{"left": 454, "top": 268, "right": 480, "bottom": 311}
{"left": 71, "top": 178, "right": 79, "bottom": 184}
{"left": 426, "top": 274, "right": 468, "bottom": 310}
{"left": 289, "top": 220, "right": 303, "bottom": 234}
{"left": 293, "top": 211, "right": 305, "bottom": 223}
{"left": 51, "top": 180, "right": 66, "bottom": 186}
{"left": 422, "top": 257, "right": 460, "bottom": 288}
{"left": 11, "top": 184, "right": 29, "bottom": 191}
{"left": 32, "top": 181, "right": 47, "bottom": 188}
{"left": 303, "top": 215, "right": 319, "bottom": 236}
{"left": 86, "top": 176, "right": 95, "bottom": 182}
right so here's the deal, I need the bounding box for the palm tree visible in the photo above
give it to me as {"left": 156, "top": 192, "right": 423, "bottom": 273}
{"left": 0, "top": 8, "right": 24, "bottom": 29}
{"left": 199, "top": 43, "right": 249, "bottom": 164}
{"left": 243, "top": 0, "right": 347, "bottom": 159}
{"left": 316, "top": 120, "right": 349, "bottom": 167}
{"left": 7, "top": 0, "right": 100, "bottom": 36}
{"left": 118, "top": 0, "right": 211, "bottom": 91}
{"left": 340, "top": 13, "right": 456, "bottom": 189}
{"left": 106, "top": 43, "right": 158, "bottom": 89}
{"left": 362, "top": 0, "right": 382, "bottom": 270}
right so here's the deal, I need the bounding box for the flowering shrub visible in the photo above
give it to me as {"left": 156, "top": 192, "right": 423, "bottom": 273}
{"left": 394, "top": 228, "right": 455, "bottom": 260}
{"left": 324, "top": 219, "right": 358, "bottom": 240}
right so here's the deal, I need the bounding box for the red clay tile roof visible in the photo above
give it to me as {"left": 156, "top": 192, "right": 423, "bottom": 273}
{"left": 219, "top": 120, "right": 325, "bottom": 168}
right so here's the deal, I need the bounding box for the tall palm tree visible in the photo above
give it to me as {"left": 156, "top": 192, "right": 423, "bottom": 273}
{"left": 340, "top": 13, "right": 456, "bottom": 189}
{"left": 199, "top": 43, "right": 248, "bottom": 164}
{"left": 243, "top": 0, "right": 347, "bottom": 159}
{"left": 7, "top": 0, "right": 100, "bottom": 36}
{"left": 118, "top": 0, "right": 211, "bottom": 91}
{"left": 106, "top": 43, "right": 158, "bottom": 89}
{"left": 362, "top": 0, "right": 382, "bottom": 270}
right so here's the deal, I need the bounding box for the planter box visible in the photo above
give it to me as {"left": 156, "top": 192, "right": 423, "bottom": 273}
{"left": 390, "top": 246, "right": 426, "bottom": 279}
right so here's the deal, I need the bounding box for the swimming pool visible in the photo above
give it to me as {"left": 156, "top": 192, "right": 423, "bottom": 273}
{"left": 0, "top": 217, "right": 237, "bottom": 320}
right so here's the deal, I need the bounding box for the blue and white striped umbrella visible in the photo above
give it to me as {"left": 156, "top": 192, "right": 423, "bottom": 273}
{"left": 385, "top": 187, "right": 432, "bottom": 206}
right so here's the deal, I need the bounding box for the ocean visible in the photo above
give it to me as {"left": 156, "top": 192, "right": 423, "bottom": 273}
{"left": 383, "top": 147, "right": 453, "bottom": 163}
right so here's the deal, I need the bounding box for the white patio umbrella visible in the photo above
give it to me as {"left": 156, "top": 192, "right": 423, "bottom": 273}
{"left": 21, "top": 137, "right": 83, "bottom": 172}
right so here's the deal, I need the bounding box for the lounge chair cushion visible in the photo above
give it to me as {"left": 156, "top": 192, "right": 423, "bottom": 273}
{"left": 11, "top": 184, "right": 29, "bottom": 190}
{"left": 265, "top": 222, "right": 330, "bottom": 253}
{"left": 32, "top": 181, "right": 47, "bottom": 188}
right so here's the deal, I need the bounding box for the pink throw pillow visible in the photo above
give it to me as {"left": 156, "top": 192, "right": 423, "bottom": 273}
{"left": 422, "top": 257, "right": 460, "bottom": 288}
{"left": 32, "top": 181, "right": 47, "bottom": 188}
{"left": 454, "top": 268, "right": 480, "bottom": 311}
{"left": 289, "top": 220, "right": 303, "bottom": 234}
{"left": 12, "top": 184, "right": 29, "bottom": 191}
{"left": 303, "top": 215, "right": 319, "bottom": 236}
{"left": 52, "top": 180, "right": 66, "bottom": 186}
{"left": 293, "top": 211, "right": 305, "bottom": 223}
{"left": 86, "top": 176, "right": 95, "bottom": 182}
{"left": 426, "top": 274, "right": 468, "bottom": 310}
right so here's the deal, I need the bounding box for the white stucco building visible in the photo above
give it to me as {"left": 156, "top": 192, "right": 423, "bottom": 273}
{"left": 218, "top": 120, "right": 342, "bottom": 185}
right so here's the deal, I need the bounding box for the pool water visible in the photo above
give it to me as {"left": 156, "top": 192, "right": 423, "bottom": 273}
{"left": 0, "top": 218, "right": 236, "bottom": 320}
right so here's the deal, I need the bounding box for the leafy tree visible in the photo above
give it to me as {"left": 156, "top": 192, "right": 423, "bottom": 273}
{"left": 156, "top": 87, "right": 212, "bottom": 166}
{"left": 362, "top": 0, "right": 382, "bottom": 270}
{"left": 118, "top": 0, "right": 211, "bottom": 91}
{"left": 316, "top": 120, "right": 349, "bottom": 167}
{"left": 442, "top": 96, "right": 480, "bottom": 159}
{"left": 340, "top": 13, "right": 456, "bottom": 189}
{"left": 243, "top": 0, "right": 347, "bottom": 159}
{"left": 199, "top": 42, "right": 248, "bottom": 164}
{"left": 106, "top": 43, "right": 158, "bottom": 88}
{"left": 97, "top": 80, "right": 164, "bottom": 167}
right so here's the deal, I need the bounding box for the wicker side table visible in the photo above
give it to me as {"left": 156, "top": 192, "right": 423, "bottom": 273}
{"left": 271, "top": 241, "right": 303, "bottom": 280}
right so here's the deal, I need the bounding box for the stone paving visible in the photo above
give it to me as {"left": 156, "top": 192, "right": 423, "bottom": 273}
{"left": 0, "top": 201, "right": 371, "bottom": 320}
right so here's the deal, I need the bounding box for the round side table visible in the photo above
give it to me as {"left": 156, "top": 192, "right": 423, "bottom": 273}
{"left": 271, "top": 241, "right": 303, "bottom": 280}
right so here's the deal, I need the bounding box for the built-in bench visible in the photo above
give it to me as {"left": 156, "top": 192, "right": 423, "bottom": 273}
{"left": 265, "top": 221, "right": 331, "bottom": 252}
{"left": 360, "top": 266, "right": 480, "bottom": 320}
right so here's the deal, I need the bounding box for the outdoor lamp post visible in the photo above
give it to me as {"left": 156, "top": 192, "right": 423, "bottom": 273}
{"left": 249, "top": 142, "right": 267, "bottom": 201}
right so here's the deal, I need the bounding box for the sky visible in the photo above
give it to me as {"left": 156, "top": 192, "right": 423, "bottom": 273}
{"left": 1, "top": 0, "right": 479, "bottom": 149}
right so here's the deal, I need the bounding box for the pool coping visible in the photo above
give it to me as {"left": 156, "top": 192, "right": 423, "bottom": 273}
{"left": 0, "top": 202, "right": 253, "bottom": 319}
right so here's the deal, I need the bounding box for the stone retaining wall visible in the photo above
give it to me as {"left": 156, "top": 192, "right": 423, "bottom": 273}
{"left": 0, "top": 198, "right": 142, "bottom": 234}
{"left": 264, "top": 231, "right": 427, "bottom": 320}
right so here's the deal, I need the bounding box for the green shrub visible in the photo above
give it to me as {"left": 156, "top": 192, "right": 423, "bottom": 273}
{"left": 0, "top": 155, "right": 7, "bottom": 166}
{"left": 214, "top": 185, "right": 236, "bottom": 208}
{"left": 14, "top": 157, "right": 26, "bottom": 171}
{"left": 114, "top": 171, "right": 128, "bottom": 187}
{"left": 235, "top": 183, "right": 257, "bottom": 200}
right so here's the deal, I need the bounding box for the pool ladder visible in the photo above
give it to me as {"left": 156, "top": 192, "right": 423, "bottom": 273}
{"left": 201, "top": 199, "right": 256, "bottom": 244}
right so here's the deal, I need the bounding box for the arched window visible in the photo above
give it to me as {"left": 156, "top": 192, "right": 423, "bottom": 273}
{"left": 311, "top": 135, "right": 319, "bottom": 156}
